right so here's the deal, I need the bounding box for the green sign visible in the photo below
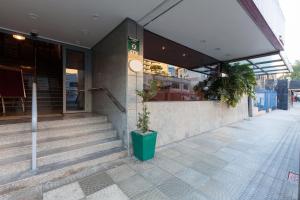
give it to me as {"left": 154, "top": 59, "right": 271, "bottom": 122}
{"left": 128, "top": 37, "right": 140, "bottom": 53}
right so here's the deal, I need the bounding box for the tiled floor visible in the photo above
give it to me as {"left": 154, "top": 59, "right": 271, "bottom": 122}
{"left": 7, "top": 105, "right": 300, "bottom": 200}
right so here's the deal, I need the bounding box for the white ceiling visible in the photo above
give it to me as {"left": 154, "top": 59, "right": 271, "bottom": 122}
{"left": 144, "top": 0, "right": 276, "bottom": 61}
{"left": 0, "top": 0, "right": 164, "bottom": 48}
{"left": 0, "top": 0, "right": 276, "bottom": 61}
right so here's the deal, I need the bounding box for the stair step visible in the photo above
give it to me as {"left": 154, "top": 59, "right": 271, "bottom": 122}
{"left": 0, "top": 148, "right": 127, "bottom": 196}
{"left": 0, "top": 139, "right": 123, "bottom": 178}
{"left": 0, "top": 130, "right": 117, "bottom": 160}
{"left": 0, "top": 122, "right": 113, "bottom": 146}
{"left": 0, "top": 114, "right": 127, "bottom": 198}
{"left": 0, "top": 116, "right": 107, "bottom": 134}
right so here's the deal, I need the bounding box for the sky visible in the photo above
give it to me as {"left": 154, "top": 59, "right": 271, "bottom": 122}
{"left": 279, "top": 0, "right": 300, "bottom": 64}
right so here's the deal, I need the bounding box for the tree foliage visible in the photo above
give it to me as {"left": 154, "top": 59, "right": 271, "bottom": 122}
{"left": 194, "top": 63, "right": 256, "bottom": 107}
{"left": 290, "top": 60, "right": 300, "bottom": 80}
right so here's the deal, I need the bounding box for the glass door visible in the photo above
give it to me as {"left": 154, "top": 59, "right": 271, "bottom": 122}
{"left": 63, "top": 48, "right": 86, "bottom": 112}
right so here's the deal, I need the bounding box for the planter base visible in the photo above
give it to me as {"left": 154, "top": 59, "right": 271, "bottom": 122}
{"left": 131, "top": 131, "right": 157, "bottom": 161}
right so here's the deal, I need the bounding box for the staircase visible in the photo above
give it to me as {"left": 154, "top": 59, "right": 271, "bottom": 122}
{"left": 0, "top": 114, "right": 127, "bottom": 197}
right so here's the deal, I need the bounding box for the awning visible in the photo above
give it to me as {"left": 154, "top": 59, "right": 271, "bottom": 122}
{"left": 230, "top": 51, "right": 293, "bottom": 76}
{"left": 191, "top": 51, "right": 293, "bottom": 76}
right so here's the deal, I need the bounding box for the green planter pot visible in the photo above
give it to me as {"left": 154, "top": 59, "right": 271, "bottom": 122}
{"left": 131, "top": 130, "right": 157, "bottom": 161}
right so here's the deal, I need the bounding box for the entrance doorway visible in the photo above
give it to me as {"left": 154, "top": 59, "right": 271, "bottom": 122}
{"left": 63, "top": 47, "right": 90, "bottom": 113}
{"left": 0, "top": 32, "right": 63, "bottom": 118}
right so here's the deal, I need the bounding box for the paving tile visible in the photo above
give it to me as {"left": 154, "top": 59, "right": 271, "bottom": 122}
{"left": 157, "top": 177, "right": 195, "bottom": 200}
{"left": 43, "top": 182, "right": 84, "bottom": 200}
{"left": 118, "top": 174, "right": 153, "bottom": 198}
{"left": 125, "top": 158, "right": 155, "bottom": 173}
{"left": 106, "top": 164, "right": 136, "bottom": 182}
{"left": 159, "top": 148, "right": 182, "bottom": 159}
{"left": 197, "top": 179, "right": 234, "bottom": 200}
{"left": 196, "top": 154, "right": 228, "bottom": 169}
{"left": 7, "top": 186, "right": 43, "bottom": 200}
{"left": 132, "top": 188, "right": 170, "bottom": 200}
{"left": 172, "top": 154, "right": 198, "bottom": 167}
{"left": 180, "top": 191, "right": 208, "bottom": 200}
{"left": 191, "top": 160, "right": 222, "bottom": 177}
{"left": 139, "top": 165, "right": 172, "bottom": 185}
{"left": 78, "top": 172, "right": 114, "bottom": 196}
{"left": 151, "top": 157, "right": 186, "bottom": 174}
{"left": 175, "top": 168, "right": 210, "bottom": 189}
{"left": 86, "top": 184, "right": 129, "bottom": 200}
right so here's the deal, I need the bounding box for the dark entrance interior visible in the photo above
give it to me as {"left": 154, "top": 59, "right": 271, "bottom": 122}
{"left": 0, "top": 32, "right": 63, "bottom": 117}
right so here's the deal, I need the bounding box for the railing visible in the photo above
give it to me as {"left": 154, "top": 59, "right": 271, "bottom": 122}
{"left": 90, "top": 87, "right": 128, "bottom": 155}
{"left": 31, "top": 81, "right": 37, "bottom": 170}
{"left": 89, "top": 87, "right": 126, "bottom": 113}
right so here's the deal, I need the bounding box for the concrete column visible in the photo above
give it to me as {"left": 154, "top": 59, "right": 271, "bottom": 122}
{"left": 126, "top": 20, "right": 144, "bottom": 155}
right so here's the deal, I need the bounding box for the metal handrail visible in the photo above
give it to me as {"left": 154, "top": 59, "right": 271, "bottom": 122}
{"left": 89, "top": 87, "right": 126, "bottom": 113}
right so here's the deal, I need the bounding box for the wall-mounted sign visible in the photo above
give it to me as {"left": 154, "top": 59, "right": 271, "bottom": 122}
{"left": 128, "top": 37, "right": 140, "bottom": 55}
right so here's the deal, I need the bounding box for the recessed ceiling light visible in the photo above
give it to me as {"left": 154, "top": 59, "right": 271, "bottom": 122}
{"left": 162, "top": 46, "right": 166, "bottom": 50}
{"left": 81, "top": 29, "right": 89, "bottom": 36}
{"left": 92, "top": 14, "right": 99, "bottom": 20}
{"left": 13, "top": 34, "right": 26, "bottom": 40}
{"left": 28, "top": 13, "right": 38, "bottom": 20}
{"left": 182, "top": 53, "right": 187, "bottom": 57}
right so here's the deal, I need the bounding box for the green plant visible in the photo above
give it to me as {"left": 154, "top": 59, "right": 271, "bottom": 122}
{"left": 195, "top": 63, "right": 256, "bottom": 107}
{"left": 136, "top": 80, "right": 158, "bottom": 133}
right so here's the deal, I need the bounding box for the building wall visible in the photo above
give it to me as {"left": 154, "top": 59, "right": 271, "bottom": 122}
{"left": 146, "top": 98, "right": 249, "bottom": 147}
{"left": 253, "top": 0, "right": 285, "bottom": 41}
{"left": 92, "top": 20, "right": 128, "bottom": 141}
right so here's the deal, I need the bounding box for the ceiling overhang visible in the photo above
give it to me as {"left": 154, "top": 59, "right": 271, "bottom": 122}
{"left": 0, "top": 0, "right": 166, "bottom": 48}
{"left": 141, "top": 0, "right": 283, "bottom": 62}
{"left": 144, "top": 30, "right": 218, "bottom": 69}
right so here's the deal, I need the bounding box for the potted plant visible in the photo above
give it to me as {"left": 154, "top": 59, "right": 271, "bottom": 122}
{"left": 131, "top": 80, "right": 158, "bottom": 161}
{"left": 194, "top": 63, "right": 256, "bottom": 107}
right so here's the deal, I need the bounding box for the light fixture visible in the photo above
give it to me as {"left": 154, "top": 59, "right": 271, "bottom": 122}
{"left": 129, "top": 59, "right": 143, "bottom": 72}
{"left": 13, "top": 34, "right": 26, "bottom": 40}
{"left": 162, "top": 46, "right": 166, "bottom": 50}
{"left": 182, "top": 53, "right": 186, "bottom": 57}
{"left": 221, "top": 73, "right": 228, "bottom": 77}
{"left": 92, "top": 13, "right": 99, "bottom": 20}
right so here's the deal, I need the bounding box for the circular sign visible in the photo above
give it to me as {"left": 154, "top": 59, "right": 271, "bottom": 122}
{"left": 129, "top": 60, "right": 143, "bottom": 72}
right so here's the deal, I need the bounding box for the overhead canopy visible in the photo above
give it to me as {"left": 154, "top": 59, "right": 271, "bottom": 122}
{"left": 142, "top": 0, "right": 283, "bottom": 61}
{"left": 230, "top": 52, "right": 293, "bottom": 76}
{"left": 191, "top": 52, "right": 292, "bottom": 76}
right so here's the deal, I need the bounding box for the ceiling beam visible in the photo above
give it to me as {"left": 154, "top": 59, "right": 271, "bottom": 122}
{"left": 258, "top": 64, "right": 286, "bottom": 69}
{"left": 247, "top": 59, "right": 268, "bottom": 75}
{"left": 262, "top": 69, "right": 289, "bottom": 73}
{"left": 224, "top": 51, "right": 279, "bottom": 63}
{"left": 253, "top": 59, "right": 282, "bottom": 65}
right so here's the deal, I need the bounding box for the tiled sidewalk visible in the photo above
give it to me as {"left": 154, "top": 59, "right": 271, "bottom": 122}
{"left": 9, "top": 107, "right": 300, "bottom": 200}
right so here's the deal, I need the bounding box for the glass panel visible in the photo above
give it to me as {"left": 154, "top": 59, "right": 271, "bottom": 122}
{"left": 249, "top": 54, "right": 281, "bottom": 64}
{"left": 230, "top": 60, "right": 250, "bottom": 66}
{"left": 143, "top": 59, "right": 207, "bottom": 101}
{"left": 66, "top": 50, "right": 85, "bottom": 111}
{"left": 257, "top": 61, "right": 285, "bottom": 68}
{"left": 264, "top": 66, "right": 288, "bottom": 71}
{"left": 193, "top": 67, "right": 210, "bottom": 72}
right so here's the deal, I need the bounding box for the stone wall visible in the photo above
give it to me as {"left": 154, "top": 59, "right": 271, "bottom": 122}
{"left": 146, "top": 98, "right": 249, "bottom": 147}
{"left": 92, "top": 20, "right": 128, "bottom": 141}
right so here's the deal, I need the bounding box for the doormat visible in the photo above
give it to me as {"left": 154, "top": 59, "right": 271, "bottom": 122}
{"left": 288, "top": 171, "right": 299, "bottom": 183}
